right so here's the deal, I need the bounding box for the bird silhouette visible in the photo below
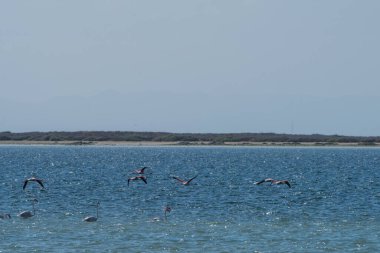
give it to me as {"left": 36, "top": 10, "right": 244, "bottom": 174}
{"left": 172, "top": 175, "right": 198, "bottom": 186}
{"left": 255, "top": 178, "right": 291, "bottom": 188}
{"left": 83, "top": 202, "right": 100, "bottom": 222}
{"left": 128, "top": 176, "right": 147, "bottom": 186}
{"left": 0, "top": 213, "right": 11, "bottom": 219}
{"left": 23, "top": 177, "right": 45, "bottom": 190}
{"left": 132, "top": 166, "right": 149, "bottom": 174}
{"left": 18, "top": 199, "right": 38, "bottom": 218}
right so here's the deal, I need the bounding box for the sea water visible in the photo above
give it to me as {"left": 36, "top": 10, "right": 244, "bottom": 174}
{"left": 0, "top": 145, "right": 379, "bottom": 252}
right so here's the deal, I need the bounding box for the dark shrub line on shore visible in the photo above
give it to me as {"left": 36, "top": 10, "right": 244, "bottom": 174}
{"left": 0, "top": 131, "right": 379, "bottom": 144}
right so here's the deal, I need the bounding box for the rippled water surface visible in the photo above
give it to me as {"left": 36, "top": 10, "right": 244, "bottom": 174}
{"left": 1, "top": 146, "right": 380, "bottom": 252}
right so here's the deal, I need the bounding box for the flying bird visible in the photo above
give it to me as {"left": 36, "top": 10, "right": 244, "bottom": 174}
{"left": 255, "top": 178, "right": 291, "bottom": 188}
{"left": 132, "top": 166, "right": 149, "bottom": 174}
{"left": 128, "top": 176, "right": 147, "bottom": 186}
{"left": 172, "top": 175, "right": 198, "bottom": 186}
{"left": 83, "top": 202, "right": 100, "bottom": 222}
{"left": 23, "top": 177, "right": 45, "bottom": 190}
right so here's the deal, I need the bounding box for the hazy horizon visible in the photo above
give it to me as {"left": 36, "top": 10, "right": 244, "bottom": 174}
{"left": 1, "top": 1, "right": 379, "bottom": 136}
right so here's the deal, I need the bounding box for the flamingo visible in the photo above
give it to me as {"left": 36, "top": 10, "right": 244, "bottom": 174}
{"left": 23, "top": 177, "right": 45, "bottom": 190}
{"left": 18, "top": 199, "right": 38, "bottom": 218}
{"left": 151, "top": 206, "right": 172, "bottom": 222}
{"left": 255, "top": 178, "right": 291, "bottom": 188}
{"left": 128, "top": 176, "right": 147, "bottom": 186}
{"left": 172, "top": 175, "right": 198, "bottom": 186}
{"left": 0, "top": 213, "right": 11, "bottom": 219}
{"left": 83, "top": 202, "right": 100, "bottom": 222}
{"left": 164, "top": 206, "right": 172, "bottom": 220}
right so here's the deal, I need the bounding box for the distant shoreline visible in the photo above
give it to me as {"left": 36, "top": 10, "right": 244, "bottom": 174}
{"left": 0, "top": 140, "right": 379, "bottom": 147}
{"left": 1, "top": 131, "right": 379, "bottom": 146}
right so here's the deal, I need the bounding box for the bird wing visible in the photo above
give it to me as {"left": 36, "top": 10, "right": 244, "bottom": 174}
{"left": 255, "top": 179, "right": 266, "bottom": 185}
{"left": 285, "top": 181, "right": 291, "bottom": 188}
{"left": 127, "top": 178, "right": 131, "bottom": 186}
{"left": 173, "top": 176, "right": 185, "bottom": 183}
{"left": 133, "top": 166, "right": 148, "bottom": 173}
{"left": 36, "top": 179, "right": 45, "bottom": 189}
{"left": 23, "top": 180, "right": 29, "bottom": 190}
{"left": 140, "top": 177, "right": 147, "bottom": 184}
{"left": 187, "top": 175, "right": 198, "bottom": 184}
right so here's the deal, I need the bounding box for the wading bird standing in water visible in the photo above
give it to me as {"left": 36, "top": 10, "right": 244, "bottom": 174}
{"left": 164, "top": 206, "right": 172, "bottom": 220}
{"left": 172, "top": 175, "right": 198, "bottom": 186}
{"left": 0, "top": 213, "right": 11, "bottom": 219}
{"left": 255, "top": 178, "right": 291, "bottom": 188}
{"left": 23, "top": 177, "right": 45, "bottom": 190}
{"left": 83, "top": 202, "right": 100, "bottom": 222}
{"left": 18, "top": 199, "right": 38, "bottom": 219}
{"left": 128, "top": 176, "right": 147, "bottom": 187}
{"left": 151, "top": 205, "right": 172, "bottom": 222}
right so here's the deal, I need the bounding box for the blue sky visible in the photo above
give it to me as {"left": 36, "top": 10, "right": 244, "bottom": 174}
{"left": 1, "top": 1, "right": 379, "bottom": 136}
